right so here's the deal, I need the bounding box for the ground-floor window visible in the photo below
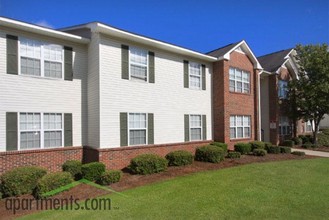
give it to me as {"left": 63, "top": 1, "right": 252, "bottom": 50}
{"left": 305, "top": 120, "right": 313, "bottom": 132}
{"left": 279, "top": 116, "right": 291, "bottom": 135}
{"left": 128, "top": 113, "right": 147, "bottom": 145}
{"left": 230, "top": 115, "right": 251, "bottom": 139}
{"left": 190, "top": 115, "right": 202, "bottom": 141}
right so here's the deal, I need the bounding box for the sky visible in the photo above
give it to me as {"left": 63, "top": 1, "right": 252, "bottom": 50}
{"left": 0, "top": 0, "right": 328, "bottom": 56}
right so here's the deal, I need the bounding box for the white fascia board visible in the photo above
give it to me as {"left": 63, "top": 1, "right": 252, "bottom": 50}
{"left": 93, "top": 23, "right": 217, "bottom": 62}
{"left": 0, "top": 17, "right": 90, "bottom": 44}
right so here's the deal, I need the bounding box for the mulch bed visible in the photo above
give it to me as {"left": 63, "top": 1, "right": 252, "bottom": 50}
{"left": 0, "top": 154, "right": 317, "bottom": 220}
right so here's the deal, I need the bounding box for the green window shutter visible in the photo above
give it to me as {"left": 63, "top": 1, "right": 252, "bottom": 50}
{"left": 64, "top": 113, "right": 73, "bottom": 146}
{"left": 120, "top": 112, "right": 128, "bottom": 146}
{"left": 148, "top": 113, "right": 154, "bottom": 144}
{"left": 6, "top": 112, "right": 18, "bottom": 151}
{"left": 202, "top": 115, "right": 207, "bottom": 140}
{"left": 184, "top": 60, "right": 189, "bottom": 88}
{"left": 6, "top": 35, "right": 18, "bottom": 75}
{"left": 184, "top": 114, "right": 190, "bottom": 142}
{"left": 64, "top": 46, "right": 73, "bottom": 81}
{"left": 202, "top": 64, "right": 206, "bottom": 90}
{"left": 148, "top": 51, "right": 155, "bottom": 83}
{"left": 121, "top": 45, "right": 129, "bottom": 80}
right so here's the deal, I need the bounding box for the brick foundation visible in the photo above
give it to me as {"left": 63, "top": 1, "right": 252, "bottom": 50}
{"left": 0, "top": 147, "right": 82, "bottom": 175}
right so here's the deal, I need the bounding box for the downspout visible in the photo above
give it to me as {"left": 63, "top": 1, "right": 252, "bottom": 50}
{"left": 258, "top": 70, "right": 264, "bottom": 141}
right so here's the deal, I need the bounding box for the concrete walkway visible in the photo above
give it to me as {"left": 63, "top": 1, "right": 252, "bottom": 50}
{"left": 291, "top": 148, "right": 329, "bottom": 158}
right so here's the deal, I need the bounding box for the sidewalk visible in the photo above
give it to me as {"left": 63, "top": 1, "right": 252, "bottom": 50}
{"left": 291, "top": 148, "right": 329, "bottom": 158}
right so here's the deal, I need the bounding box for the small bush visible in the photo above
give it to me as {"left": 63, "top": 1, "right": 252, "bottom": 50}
{"left": 264, "top": 142, "right": 273, "bottom": 151}
{"left": 97, "top": 170, "right": 122, "bottom": 185}
{"left": 210, "top": 142, "right": 228, "bottom": 152}
{"left": 301, "top": 142, "right": 317, "bottom": 149}
{"left": 129, "top": 154, "right": 168, "bottom": 175}
{"left": 0, "top": 166, "right": 47, "bottom": 197}
{"left": 34, "top": 172, "right": 73, "bottom": 199}
{"left": 298, "top": 135, "right": 313, "bottom": 144}
{"left": 195, "top": 145, "right": 225, "bottom": 163}
{"left": 249, "top": 141, "right": 266, "bottom": 150}
{"left": 227, "top": 151, "right": 241, "bottom": 159}
{"left": 62, "top": 160, "right": 82, "bottom": 180}
{"left": 165, "top": 150, "right": 194, "bottom": 166}
{"left": 253, "top": 149, "right": 267, "bottom": 156}
{"left": 280, "top": 146, "right": 292, "bottom": 154}
{"left": 268, "top": 146, "right": 281, "bottom": 154}
{"left": 292, "top": 151, "right": 306, "bottom": 156}
{"left": 282, "top": 140, "right": 294, "bottom": 147}
{"left": 0, "top": 191, "right": 2, "bottom": 200}
{"left": 81, "top": 162, "right": 106, "bottom": 181}
{"left": 291, "top": 137, "right": 302, "bottom": 146}
{"left": 234, "top": 143, "right": 252, "bottom": 155}
{"left": 318, "top": 130, "right": 329, "bottom": 147}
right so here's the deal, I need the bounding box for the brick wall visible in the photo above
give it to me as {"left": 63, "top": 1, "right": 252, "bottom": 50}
{"left": 0, "top": 147, "right": 82, "bottom": 175}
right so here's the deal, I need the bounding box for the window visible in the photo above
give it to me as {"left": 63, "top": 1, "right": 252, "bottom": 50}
{"left": 279, "top": 116, "right": 291, "bottom": 135}
{"left": 230, "top": 115, "right": 251, "bottom": 139}
{"left": 130, "top": 47, "right": 148, "bottom": 81}
{"left": 278, "top": 80, "right": 288, "bottom": 99}
{"left": 129, "top": 113, "right": 147, "bottom": 145}
{"left": 190, "top": 115, "right": 202, "bottom": 141}
{"left": 19, "top": 38, "right": 64, "bottom": 79}
{"left": 189, "top": 62, "right": 202, "bottom": 89}
{"left": 229, "top": 68, "right": 250, "bottom": 93}
{"left": 19, "top": 112, "right": 63, "bottom": 150}
{"left": 305, "top": 121, "right": 313, "bottom": 132}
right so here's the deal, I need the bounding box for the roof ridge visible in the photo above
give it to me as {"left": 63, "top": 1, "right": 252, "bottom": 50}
{"left": 206, "top": 40, "right": 243, "bottom": 54}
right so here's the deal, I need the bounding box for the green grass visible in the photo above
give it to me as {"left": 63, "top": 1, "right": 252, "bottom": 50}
{"left": 20, "top": 158, "right": 329, "bottom": 220}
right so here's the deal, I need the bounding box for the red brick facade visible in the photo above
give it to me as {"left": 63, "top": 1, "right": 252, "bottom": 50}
{"left": 213, "top": 51, "right": 259, "bottom": 149}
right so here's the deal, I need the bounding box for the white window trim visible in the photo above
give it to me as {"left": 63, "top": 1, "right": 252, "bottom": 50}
{"left": 128, "top": 112, "right": 148, "bottom": 146}
{"left": 18, "top": 37, "right": 64, "bottom": 80}
{"left": 189, "top": 114, "right": 202, "bottom": 141}
{"left": 230, "top": 115, "right": 251, "bottom": 139}
{"left": 229, "top": 67, "right": 250, "bottom": 94}
{"left": 188, "top": 62, "right": 202, "bottom": 90}
{"left": 18, "top": 112, "right": 64, "bottom": 151}
{"left": 128, "top": 47, "right": 149, "bottom": 83}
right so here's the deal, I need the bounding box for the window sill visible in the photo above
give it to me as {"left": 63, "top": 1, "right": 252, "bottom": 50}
{"left": 18, "top": 74, "right": 65, "bottom": 81}
{"left": 229, "top": 91, "right": 251, "bottom": 96}
{"left": 230, "top": 138, "right": 252, "bottom": 142}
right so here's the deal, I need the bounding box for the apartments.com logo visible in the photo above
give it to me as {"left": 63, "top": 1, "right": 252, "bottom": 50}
{"left": 4, "top": 179, "right": 126, "bottom": 214}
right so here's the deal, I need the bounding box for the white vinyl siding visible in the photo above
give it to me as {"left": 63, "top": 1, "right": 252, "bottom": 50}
{"left": 278, "top": 80, "right": 288, "bottom": 99}
{"left": 230, "top": 115, "right": 251, "bottom": 139}
{"left": 129, "top": 47, "right": 148, "bottom": 82}
{"left": 229, "top": 67, "right": 250, "bottom": 93}
{"left": 189, "top": 62, "right": 201, "bottom": 89}
{"left": 128, "top": 113, "right": 147, "bottom": 145}
{"left": 279, "top": 116, "right": 291, "bottom": 135}
{"left": 190, "top": 115, "right": 202, "bottom": 141}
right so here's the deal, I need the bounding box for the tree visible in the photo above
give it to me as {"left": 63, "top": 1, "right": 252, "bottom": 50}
{"left": 287, "top": 44, "right": 329, "bottom": 144}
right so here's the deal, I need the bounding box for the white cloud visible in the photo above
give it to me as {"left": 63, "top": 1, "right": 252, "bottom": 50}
{"left": 34, "top": 20, "right": 54, "bottom": 29}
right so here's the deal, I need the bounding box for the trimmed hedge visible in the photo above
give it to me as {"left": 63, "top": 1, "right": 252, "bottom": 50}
{"left": 280, "top": 146, "right": 292, "bottom": 154}
{"left": 291, "top": 137, "right": 302, "bottom": 146}
{"left": 234, "top": 143, "right": 252, "bottom": 155}
{"left": 0, "top": 166, "right": 47, "bottom": 197}
{"left": 210, "top": 142, "right": 228, "bottom": 152}
{"left": 292, "top": 151, "right": 306, "bottom": 156}
{"left": 165, "top": 150, "right": 194, "bottom": 166}
{"left": 129, "top": 154, "right": 168, "bottom": 175}
{"left": 318, "top": 130, "right": 329, "bottom": 147}
{"left": 62, "top": 160, "right": 82, "bottom": 180}
{"left": 298, "top": 135, "right": 313, "bottom": 144}
{"left": 34, "top": 172, "right": 73, "bottom": 199}
{"left": 250, "top": 141, "right": 266, "bottom": 150}
{"left": 195, "top": 145, "right": 225, "bottom": 163}
{"left": 227, "top": 151, "right": 241, "bottom": 159}
{"left": 253, "top": 149, "right": 267, "bottom": 156}
{"left": 302, "top": 142, "right": 317, "bottom": 149}
{"left": 97, "top": 170, "right": 122, "bottom": 185}
{"left": 264, "top": 142, "right": 273, "bottom": 151}
{"left": 268, "top": 146, "right": 281, "bottom": 154}
{"left": 282, "top": 140, "right": 294, "bottom": 147}
{"left": 81, "top": 162, "right": 106, "bottom": 181}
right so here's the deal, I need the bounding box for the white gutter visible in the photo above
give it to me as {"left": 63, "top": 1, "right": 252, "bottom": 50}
{"left": 258, "top": 70, "right": 263, "bottom": 141}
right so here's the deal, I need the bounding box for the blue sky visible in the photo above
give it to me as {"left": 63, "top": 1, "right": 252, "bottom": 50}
{"left": 0, "top": 0, "right": 328, "bottom": 56}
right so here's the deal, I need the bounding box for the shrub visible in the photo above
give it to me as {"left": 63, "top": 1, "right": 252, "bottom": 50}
{"left": 301, "top": 142, "right": 317, "bottom": 149}
{"left": 298, "top": 135, "right": 313, "bottom": 144}
{"left": 268, "top": 146, "right": 281, "bottom": 154}
{"left": 0, "top": 191, "right": 2, "bottom": 200}
{"left": 195, "top": 145, "right": 225, "bottom": 163}
{"left": 234, "top": 143, "right": 252, "bottom": 155}
{"left": 210, "top": 142, "right": 228, "bottom": 152}
{"left": 249, "top": 141, "right": 266, "bottom": 150}
{"left": 291, "top": 137, "right": 302, "bottom": 146}
{"left": 282, "top": 140, "right": 295, "bottom": 147}
{"left": 165, "top": 150, "right": 194, "bottom": 166}
{"left": 318, "top": 130, "right": 329, "bottom": 147}
{"left": 62, "top": 160, "right": 82, "bottom": 180}
{"left": 280, "top": 146, "right": 292, "bottom": 154}
{"left": 81, "top": 162, "right": 106, "bottom": 181}
{"left": 0, "top": 166, "right": 47, "bottom": 197}
{"left": 97, "top": 170, "right": 122, "bottom": 185}
{"left": 227, "top": 151, "right": 241, "bottom": 159}
{"left": 129, "top": 154, "right": 168, "bottom": 175}
{"left": 264, "top": 142, "right": 273, "bottom": 151}
{"left": 34, "top": 172, "right": 73, "bottom": 199}
{"left": 253, "top": 149, "right": 267, "bottom": 156}
{"left": 292, "top": 151, "right": 306, "bottom": 156}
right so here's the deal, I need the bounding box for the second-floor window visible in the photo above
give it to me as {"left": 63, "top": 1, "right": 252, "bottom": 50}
{"left": 19, "top": 38, "right": 64, "bottom": 79}
{"left": 189, "top": 62, "right": 201, "bottom": 89}
{"left": 278, "top": 80, "right": 288, "bottom": 99}
{"left": 229, "top": 67, "right": 250, "bottom": 93}
{"left": 130, "top": 47, "right": 148, "bottom": 82}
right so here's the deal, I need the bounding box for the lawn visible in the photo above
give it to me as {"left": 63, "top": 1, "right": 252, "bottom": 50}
{"left": 20, "top": 158, "right": 329, "bottom": 220}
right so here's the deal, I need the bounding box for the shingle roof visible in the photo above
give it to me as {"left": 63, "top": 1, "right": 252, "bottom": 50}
{"left": 257, "top": 48, "right": 293, "bottom": 72}
{"left": 206, "top": 41, "right": 242, "bottom": 58}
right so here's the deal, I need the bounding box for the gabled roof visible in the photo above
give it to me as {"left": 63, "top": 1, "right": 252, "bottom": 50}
{"left": 257, "top": 49, "right": 293, "bottom": 72}
{"left": 206, "top": 40, "right": 262, "bottom": 69}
